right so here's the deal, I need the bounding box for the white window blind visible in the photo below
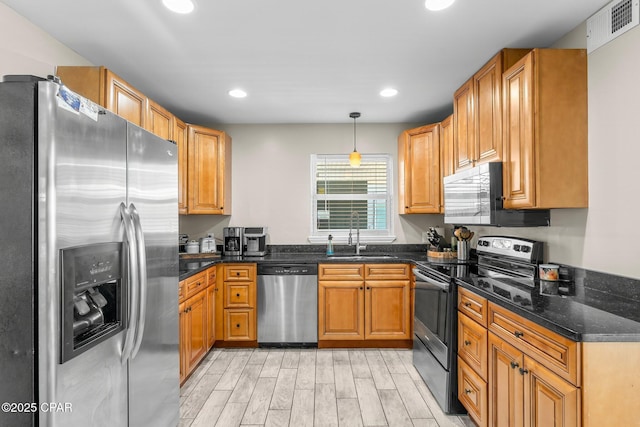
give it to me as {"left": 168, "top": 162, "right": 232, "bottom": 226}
{"left": 310, "top": 154, "right": 394, "bottom": 243}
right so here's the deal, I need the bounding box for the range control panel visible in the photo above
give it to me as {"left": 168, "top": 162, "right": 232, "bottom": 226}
{"left": 476, "top": 236, "right": 543, "bottom": 263}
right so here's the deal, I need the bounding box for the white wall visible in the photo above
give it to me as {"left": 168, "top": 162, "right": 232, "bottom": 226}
{"left": 0, "top": 3, "right": 91, "bottom": 77}
{"left": 4, "top": 3, "right": 640, "bottom": 278}
{"left": 179, "top": 123, "right": 446, "bottom": 245}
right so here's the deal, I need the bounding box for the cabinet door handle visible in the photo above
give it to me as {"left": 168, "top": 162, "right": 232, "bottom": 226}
{"left": 514, "top": 331, "right": 524, "bottom": 338}
{"left": 510, "top": 361, "right": 519, "bottom": 369}
{"left": 519, "top": 368, "right": 529, "bottom": 375}
{"left": 236, "top": 293, "right": 240, "bottom": 297}
{"left": 360, "top": 287, "right": 364, "bottom": 290}
{"left": 236, "top": 323, "right": 241, "bottom": 328}
{"left": 464, "top": 340, "right": 471, "bottom": 346}
{"left": 366, "top": 286, "right": 371, "bottom": 290}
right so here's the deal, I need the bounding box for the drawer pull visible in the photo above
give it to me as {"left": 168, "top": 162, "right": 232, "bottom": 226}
{"left": 510, "top": 361, "right": 519, "bottom": 369}
{"left": 514, "top": 331, "right": 524, "bottom": 338}
{"left": 464, "top": 340, "right": 471, "bottom": 346}
{"left": 236, "top": 272, "right": 240, "bottom": 276}
{"left": 519, "top": 368, "right": 529, "bottom": 375}
{"left": 464, "top": 389, "right": 473, "bottom": 394}
{"left": 463, "top": 302, "right": 472, "bottom": 307}
{"left": 236, "top": 293, "right": 240, "bottom": 297}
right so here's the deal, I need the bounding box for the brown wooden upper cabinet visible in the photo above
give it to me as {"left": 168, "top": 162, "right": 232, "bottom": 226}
{"left": 147, "top": 98, "right": 174, "bottom": 141}
{"left": 56, "top": 66, "right": 148, "bottom": 129}
{"left": 174, "top": 117, "right": 188, "bottom": 215}
{"left": 439, "top": 114, "right": 454, "bottom": 214}
{"left": 56, "top": 66, "right": 233, "bottom": 215}
{"left": 398, "top": 123, "right": 441, "bottom": 214}
{"left": 453, "top": 49, "right": 530, "bottom": 173}
{"left": 187, "top": 125, "right": 232, "bottom": 215}
{"left": 502, "top": 49, "right": 588, "bottom": 209}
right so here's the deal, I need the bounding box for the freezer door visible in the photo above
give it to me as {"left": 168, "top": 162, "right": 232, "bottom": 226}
{"left": 126, "top": 124, "right": 179, "bottom": 427}
{"left": 36, "top": 81, "right": 129, "bottom": 427}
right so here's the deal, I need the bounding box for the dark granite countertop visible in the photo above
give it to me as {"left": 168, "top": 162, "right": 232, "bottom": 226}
{"left": 456, "top": 268, "right": 640, "bottom": 343}
{"left": 179, "top": 245, "right": 640, "bottom": 343}
{"left": 179, "top": 250, "right": 431, "bottom": 280}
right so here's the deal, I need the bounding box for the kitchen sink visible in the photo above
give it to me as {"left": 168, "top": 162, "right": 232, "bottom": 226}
{"left": 328, "top": 255, "right": 398, "bottom": 260}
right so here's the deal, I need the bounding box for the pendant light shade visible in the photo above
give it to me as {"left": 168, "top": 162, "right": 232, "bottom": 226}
{"left": 349, "top": 112, "right": 361, "bottom": 167}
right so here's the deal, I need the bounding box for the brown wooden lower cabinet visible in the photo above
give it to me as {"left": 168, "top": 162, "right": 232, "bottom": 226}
{"left": 179, "top": 265, "right": 219, "bottom": 384}
{"left": 318, "top": 280, "right": 365, "bottom": 340}
{"left": 317, "top": 264, "right": 411, "bottom": 346}
{"left": 488, "top": 331, "right": 579, "bottom": 427}
{"left": 458, "top": 356, "right": 488, "bottom": 427}
{"left": 522, "top": 355, "right": 579, "bottom": 427}
{"left": 365, "top": 280, "right": 411, "bottom": 340}
{"left": 182, "top": 290, "right": 207, "bottom": 377}
{"left": 224, "top": 309, "right": 255, "bottom": 341}
{"left": 219, "top": 264, "right": 257, "bottom": 344}
{"left": 457, "top": 289, "right": 640, "bottom": 427}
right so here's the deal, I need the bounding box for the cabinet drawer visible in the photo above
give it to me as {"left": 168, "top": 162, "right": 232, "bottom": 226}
{"left": 184, "top": 271, "right": 207, "bottom": 300}
{"left": 225, "top": 282, "right": 254, "bottom": 308}
{"left": 488, "top": 302, "right": 579, "bottom": 386}
{"left": 319, "top": 264, "right": 364, "bottom": 280}
{"left": 458, "top": 287, "right": 488, "bottom": 327}
{"left": 223, "top": 264, "right": 255, "bottom": 281}
{"left": 364, "top": 263, "right": 410, "bottom": 280}
{"left": 458, "top": 356, "right": 488, "bottom": 427}
{"left": 458, "top": 313, "right": 488, "bottom": 381}
{"left": 224, "top": 309, "right": 255, "bottom": 341}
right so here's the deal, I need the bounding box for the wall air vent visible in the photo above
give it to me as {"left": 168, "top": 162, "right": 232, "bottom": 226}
{"left": 587, "top": 0, "right": 639, "bottom": 53}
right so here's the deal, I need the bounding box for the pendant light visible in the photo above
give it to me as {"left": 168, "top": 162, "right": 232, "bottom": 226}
{"left": 349, "top": 112, "right": 362, "bottom": 168}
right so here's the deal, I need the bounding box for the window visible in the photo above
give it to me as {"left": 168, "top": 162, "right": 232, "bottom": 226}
{"left": 310, "top": 154, "right": 394, "bottom": 243}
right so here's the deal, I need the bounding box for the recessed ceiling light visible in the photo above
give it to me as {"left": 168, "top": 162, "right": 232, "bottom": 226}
{"left": 162, "top": 0, "right": 195, "bottom": 14}
{"left": 424, "top": 0, "right": 455, "bottom": 11}
{"left": 228, "top": 89, "right": 247, "bottom": 98}
{"left": 380, "top": 88, "right": 398, "bottom": 98}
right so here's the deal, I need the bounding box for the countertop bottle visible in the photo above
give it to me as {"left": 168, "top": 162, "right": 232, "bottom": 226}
{"left": 327, "top": 234, "right": 334, "bottom": 256}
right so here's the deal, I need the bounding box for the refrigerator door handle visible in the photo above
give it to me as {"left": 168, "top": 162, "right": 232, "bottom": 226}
{"left": 120, "top": 202, "right": 139, "bottom": 364}
{"left": 129, "top": 203, "right": 147, "bottom": 359}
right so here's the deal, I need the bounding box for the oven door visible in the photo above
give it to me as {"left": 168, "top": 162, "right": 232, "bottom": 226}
{"left": 413, "top": 268, "right": 451, "bottom": 369}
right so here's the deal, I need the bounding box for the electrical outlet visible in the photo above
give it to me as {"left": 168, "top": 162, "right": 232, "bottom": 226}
{"left": 422, "top": 232, "right": 429, "bottom": 243}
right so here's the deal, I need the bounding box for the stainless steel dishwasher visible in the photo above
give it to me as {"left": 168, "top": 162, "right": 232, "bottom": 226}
{"left": 257, "top": 263, "right": 318, "bottom": 346}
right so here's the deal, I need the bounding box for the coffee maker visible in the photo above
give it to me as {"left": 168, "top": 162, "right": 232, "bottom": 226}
{"left": 223, "top": 227, "right": 243, "bottom": 256}
{"left": 244, "top": 227, "right": 268, "bottom": 256}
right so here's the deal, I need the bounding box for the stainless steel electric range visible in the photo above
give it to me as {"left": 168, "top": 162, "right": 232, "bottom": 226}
{"left": 412, "top": 257, "right": 473, "bottom": 414}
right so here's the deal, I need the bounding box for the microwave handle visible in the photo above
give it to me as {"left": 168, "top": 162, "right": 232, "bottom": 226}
{"left": 413, "top": 268, "right": 450, "bottom": 292}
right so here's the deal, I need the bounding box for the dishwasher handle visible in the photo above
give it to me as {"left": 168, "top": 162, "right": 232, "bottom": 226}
{"left": 257, "top": 264, "right": 318, "bottom": 275}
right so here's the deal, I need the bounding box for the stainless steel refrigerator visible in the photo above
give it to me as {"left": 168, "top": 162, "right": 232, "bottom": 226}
{"left": 0, "top": 76, "right": 179, "bottom": 427}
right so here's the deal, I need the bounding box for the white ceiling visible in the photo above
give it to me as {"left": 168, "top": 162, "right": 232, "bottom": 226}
{"left": 3, "top": 0, "right": 607, "bottom": 124}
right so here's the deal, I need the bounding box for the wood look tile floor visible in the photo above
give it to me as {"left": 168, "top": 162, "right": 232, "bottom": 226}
{"left": 179, "top": 348, "right": 473, "bottom": 427}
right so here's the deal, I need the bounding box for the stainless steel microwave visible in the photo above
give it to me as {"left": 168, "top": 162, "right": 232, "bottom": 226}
{"left": 443, "top": 162, "right": 550, "bottom": 227}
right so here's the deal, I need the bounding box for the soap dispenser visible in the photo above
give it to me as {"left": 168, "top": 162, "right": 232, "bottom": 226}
{"left": 327, "top": 234, "right": 334, "bottom": 256}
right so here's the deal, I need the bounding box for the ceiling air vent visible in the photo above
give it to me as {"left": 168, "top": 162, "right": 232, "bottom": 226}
{"left": 587, "top": 0, "right": 639, "bottom": 53}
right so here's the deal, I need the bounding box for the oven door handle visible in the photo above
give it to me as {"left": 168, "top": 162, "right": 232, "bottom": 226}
{"left": 413, "top": 269, "right": 450, "bottom": 292}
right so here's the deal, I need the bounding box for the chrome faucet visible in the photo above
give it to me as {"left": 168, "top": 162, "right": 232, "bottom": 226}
{"left": 348, "top": 211, "right": 366, "bottom": 255}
